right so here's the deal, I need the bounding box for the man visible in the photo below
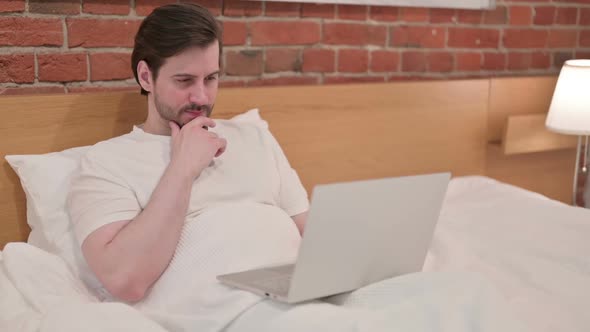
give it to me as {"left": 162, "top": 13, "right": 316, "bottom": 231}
{"left": 67, "top": 3, "right": 308, "bottom": 307}
{"left": 66, "top": 5, "right": 525, "bottom": 332}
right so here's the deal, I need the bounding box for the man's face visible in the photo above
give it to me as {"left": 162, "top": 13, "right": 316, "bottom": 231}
{"left": 151, "top": 43, "right": 220, "bottom": 128}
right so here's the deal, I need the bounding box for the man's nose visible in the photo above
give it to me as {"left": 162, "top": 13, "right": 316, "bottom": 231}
{"left": 188, "top": 82, "right": 208, "bottom": 105}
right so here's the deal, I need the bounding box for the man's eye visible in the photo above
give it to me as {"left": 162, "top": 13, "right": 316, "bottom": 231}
{"left": 206, "top": 76, "right": 217, "bottom": 81}
{"left": 177, "top": 78, "right": 191, "bottom": 83}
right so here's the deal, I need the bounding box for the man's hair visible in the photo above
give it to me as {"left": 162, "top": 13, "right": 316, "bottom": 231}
{"left": 131, "top": 3, "right": 223, "bottom": 95}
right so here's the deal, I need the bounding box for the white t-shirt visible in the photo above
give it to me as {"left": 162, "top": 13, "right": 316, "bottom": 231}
{"left": 67, "top": 119, "right": 310, "bottom": 327}
{"left": 69, "top": 119, "right": 309, "bottom": 244}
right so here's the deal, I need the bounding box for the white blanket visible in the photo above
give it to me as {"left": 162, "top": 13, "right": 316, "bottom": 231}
{"left": 226, "top": 271, "right": 527, "bottom": 332}
{"left": 0, "top": 243, "right": 524, "bottom": 332}
{"left": 2, "top": 176, "right": 590, "bottom": 331}
{"left": 428, "top": 177, "right": 590, "bottom": 331}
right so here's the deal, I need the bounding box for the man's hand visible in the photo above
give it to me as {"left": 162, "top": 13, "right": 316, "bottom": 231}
{"left": 169, "top": 118, "right": 227, "bottom": 180}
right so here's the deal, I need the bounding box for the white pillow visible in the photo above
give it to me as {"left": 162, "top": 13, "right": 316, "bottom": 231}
{"left": 6, "top": 146, "right": 91, "bottom": 252}
{"left": 6, "top": 145, "right": 98, "bottom": 293}
{"left": 231, "top": 108, "right": 268, "bottom": 128}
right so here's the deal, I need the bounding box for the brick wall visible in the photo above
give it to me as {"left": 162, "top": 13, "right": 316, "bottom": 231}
{"left": 0, "top": 0, "right": 589, "bottom": 95}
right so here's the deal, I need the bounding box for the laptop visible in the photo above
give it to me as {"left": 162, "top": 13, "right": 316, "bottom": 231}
{"left": 217, "top": 172, "right": 450, "bottom": 304}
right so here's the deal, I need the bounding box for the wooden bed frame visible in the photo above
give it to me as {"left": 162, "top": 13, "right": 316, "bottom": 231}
{"left": 0, "top": 76, "right": 573, "bottom": 248}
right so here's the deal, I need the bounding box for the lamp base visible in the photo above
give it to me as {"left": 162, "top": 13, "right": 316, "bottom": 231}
{"left": 573, "top": 136, "right": 589, "bottom": 207}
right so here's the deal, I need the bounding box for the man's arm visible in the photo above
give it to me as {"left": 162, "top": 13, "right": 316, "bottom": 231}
{"left": 78, "top": 118, "right": 226, "bottom": 303}
{"left": 292, "top": 211, "right": 308, "bottom": 236}
{"left": 81, "top": 164, "right": 193, "bottom": 302}
{"left": 261, "top": 129, "right": 309, "bottom": 236}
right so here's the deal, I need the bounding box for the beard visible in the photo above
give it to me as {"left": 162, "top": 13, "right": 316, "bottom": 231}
{"left": 154, "top": 92, "right": 214, "bottom": 128}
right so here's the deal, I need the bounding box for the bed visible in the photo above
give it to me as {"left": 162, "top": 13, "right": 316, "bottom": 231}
{"left": 1, "top": 76, "right": 589, "bottom": 331}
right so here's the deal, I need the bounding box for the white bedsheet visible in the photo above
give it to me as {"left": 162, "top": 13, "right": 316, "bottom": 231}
{"left": 1, "top": 176, "right": 589, "bottom": 331}
{"left": 224, "top": 270, "right": 527, "bottom": 332}
{"left": 426, "top": 176, "right": 590, "bottom": 331}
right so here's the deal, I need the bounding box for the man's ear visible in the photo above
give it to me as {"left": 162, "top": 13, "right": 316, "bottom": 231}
{"left": 137, "top": 60, "right": 153, "bottom": 93}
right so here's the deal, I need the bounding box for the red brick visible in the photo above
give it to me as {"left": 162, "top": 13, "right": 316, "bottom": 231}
{"left": 0, "top": 17, "right": 62, "bottom": 47}
{"left": 483, "top": 6, "right": 507, "bottom": 24}
{"left": 265, "top": 2, "right": 300, "bottom": 17}
{"left": 265, "top": 48, "right": 300, "bottom": 73}
{"left": 67, "top": 19, "right": 141, "bottom": 48}
{"left": 548, "top": 30, "right": 578, "bottom": 48}
{"left": 302, "top": 49, "right": 335, "bottom": 73}
{"left": 225, "top": 50, "right": 263, "bottom": 76}
{"left": 0, "top": 54, "right": 34, "bottom": 83}
{"left": 531, "top": 52, "right": 551, "bottom": 69}
{"left": 504, "top": 29, "right": 548, "bottom": 48}
{"left": 181, "top": 1, "right": 223, "bottom": 16}
{"left": 83, "top": 0, "right": 130, "bottom": 15}
{"left": 508, "top": 52, "right": 530, "bottom": 70}
{"left": 222, "top": 21, "right": 248, "bottom": 46}
{"left": 533, "top": 6, "right": 555, "bottom": 25}
{"left": 509, "top": 6, "right": 533, "bottom": 25}
{"left": 581, "top": 8, "right": 590, "bottom": 25}
{"left": 67, "top": 86, "right": 137, "bottom": 94}
{"left": 251, "top": 21, "right": 320, "bottom": 45}
{"left": 581, "top": 30, "right": 590, "bottom": 47}
{"left": 556, "top": 7, "right": 578, "bottom": 25}
{"left": 575, "top": 51, "right": 590, "bottom": 59}
{"left": 38, "top": 53, "right": 87, "bottom": 82}
{"left": 324, "top": 23, "right": 386, "bottom": 46}
{"left": 223, "top": 0, "right": 262, "bottom": 17}
{"left": 90, "top": 53, "right": 132, "bottom": 81}
{"left": 301, "top": 3, "right": 334, "bottom": 19}
{"left": 402, "top": 51, "right": 427, "bottom": 72}
{"left": 483, "top": 53, "right": 506, "bottom": 70}
{"left": 391, "top": 26, "right": 446, "bottom": 48}
{"left": 456, "top": 52, "right": 482, "bottom": 71}
{"left": 338, "top": 49, "right": 368, "bottom": 73}
{"left": 370, "top": 6, "right": 398, "bottom": 22}
{"left": 247, "top": 76, "right": 318, "bottom": 87}
{"left": 400, "top": 7, "right": 429, "bottom": 22}
{"left": 135, "top": 0, "right": 177, "bottom": 16}
{"left": 29, "top": 0, "right": 79, "bottom": 15}
{"left": 448, "top": 28, "right": 499, "bottom": 48}
{"left": 324, "top": 76, "right": 385, "bottom": 84}
{"left": 370, "top": 50, "right": 399, "bottom": 72}
{"left": 0, "top": 0, "right": 24, "bottom": 12}
{"left": 337, "top": 5, "right": 367, "bottom": 21}
{"left": 457, "top": 9, "right": 482, "bottom": 24}
{"left": 430, "top": 8, "right": 456, "bottom": 23}
{"left": 428, "top": 52, "right": 453, "bottom": 72}
{"left": 0, "top": 86, "right": 65, "bottom": 95}
{"left": 554, "top": 52, "right": 574, "bottom": 68}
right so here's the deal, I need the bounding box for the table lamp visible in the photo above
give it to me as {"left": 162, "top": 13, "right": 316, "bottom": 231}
{"left": 546, "top": 59, "right": 590, "bottom": 206}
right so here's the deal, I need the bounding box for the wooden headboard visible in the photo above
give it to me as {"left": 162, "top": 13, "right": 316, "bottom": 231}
{"left": 0, "top": 76, "right": 572, "bottom": 248}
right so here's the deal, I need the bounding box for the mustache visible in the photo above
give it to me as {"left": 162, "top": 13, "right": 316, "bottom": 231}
{"left": 181, "top": 103, "right": 213, "bottom": 116}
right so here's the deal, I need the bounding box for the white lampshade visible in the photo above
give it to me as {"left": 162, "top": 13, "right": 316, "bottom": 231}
{"left": 546, "top": 59, "right": 590, "bottom": 135}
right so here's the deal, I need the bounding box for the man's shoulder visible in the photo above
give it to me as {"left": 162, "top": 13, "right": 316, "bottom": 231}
{"left": 82, "top": 130, "right": 140, "bottom": 162}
